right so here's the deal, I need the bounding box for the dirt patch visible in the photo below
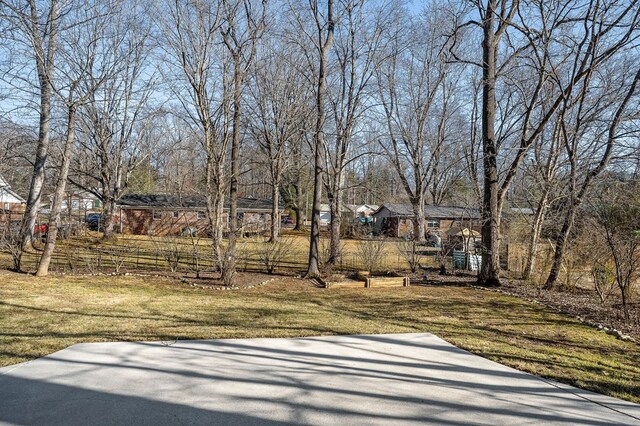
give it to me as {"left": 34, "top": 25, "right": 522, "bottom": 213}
{"left": 174, "top": 271, "right": 286, "bottom": 290}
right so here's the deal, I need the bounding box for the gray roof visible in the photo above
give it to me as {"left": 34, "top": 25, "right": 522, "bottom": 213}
{"left": 379, "top": 204, "right": 414, "bottom": 216}
{"left": 375, "top": 204, "right": 481, "bottom": 219}
{"left": 118, "top": 194, "right": 280, "bottom": 211}
{"left": 424, "top": 205, "right": 481, "bottom": 219}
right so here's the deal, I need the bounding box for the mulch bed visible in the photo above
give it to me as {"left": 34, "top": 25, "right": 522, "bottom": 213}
{"left": 410, "top": 268, "right": 639, "bottom": 341}
{"left": 497, "top": 280, "right": 639, "bottom": 340}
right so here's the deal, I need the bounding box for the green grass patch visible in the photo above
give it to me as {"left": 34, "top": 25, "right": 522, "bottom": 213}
{"left": 0, "top": 272, "right": 638, "bottom": 403}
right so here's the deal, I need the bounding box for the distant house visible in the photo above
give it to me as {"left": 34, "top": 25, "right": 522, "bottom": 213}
{"left": 117, "top": 194, "right": 282, "bottom": 236}
{"left": 372, "top": 204, "right": 481, "bottom": 238}
{"left": 48, "top": 191, "right": 102, "bottom": 213}
{"left": 0, "top": 175, "right": 25, "bottom": 211}
{"left": 318, "top": 204, "right": 379, "bottom": 225}
{"left": 345, "top": 204, "right": 379, "bottom": 218}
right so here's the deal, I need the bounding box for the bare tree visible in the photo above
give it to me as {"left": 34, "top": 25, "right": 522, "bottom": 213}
{"left": 159, "top": 0, "right": 228, "bottom": 270}
{"left": 324, "top": 0, "right": 388, "bottom": 264}
{"left": 590, "top": 179, "right": 640, "bottom": 322}
{"left": 376, "top": 6, "right": 450, "bottom": 242}
{"left": 247, "top": 40, "right": 311, "bottom": 241}
{"left": 449, "top": 0, "right": 640, "bottom": 286}
{"left": 37, "top": 0, "right": 120, "bottom": 276}
{"left": 545, "top": 66, "right": 640, "bottom": 288}
{"left": 219, "top": 0, "right": 267, "bottom": 286}
{"left": 70, "top": 1, "right": 155, "bottom": 239}
{"left": 1, "top": 0, "right": 62, "bottom": 270}
{"left": 293, "top": 0, "right": 335, "bottom": 278}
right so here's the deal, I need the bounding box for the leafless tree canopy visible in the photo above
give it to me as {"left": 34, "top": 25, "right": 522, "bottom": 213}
{"left": 0, "top": 0, "right": 638, "bottom": 289}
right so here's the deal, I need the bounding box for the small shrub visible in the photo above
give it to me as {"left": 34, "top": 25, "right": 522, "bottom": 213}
{"left": 255, "top": 236, "right": 294, "bottom": 274}
{"left": 150, "top": 235, "right": 181, "bottom": 273}
{"left": 396, "top": 239, "right": 423, "bottom": 273}
{"left": 0, "top": 224, "right": 21, "bottom": 271}
{"left": 356, "top": 238, "right": 386, "bottom": 275}
{"left": 592, "top": 261, "right": 615, "bottom": 304}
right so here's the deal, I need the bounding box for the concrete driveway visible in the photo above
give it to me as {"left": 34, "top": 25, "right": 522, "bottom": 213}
{"left": 1, "top": 333, "right": 639, "bottom": 425}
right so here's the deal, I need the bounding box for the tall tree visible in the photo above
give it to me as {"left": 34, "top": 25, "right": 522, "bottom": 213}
{"left": 219, "top": 0, "right": 267, "bottom": 286}
{"left": 70, "top": 1, "right": 154, "bottom": 239}
{"left": 160, "top": 0, "right": 229, "bottom": 269}
{"left": 450, "top": 0, "right": 640, "bottom": 285}
{"left": 298, "top": 0, "right": 335, "bottom": 277}
{"left": 1, "top": 0, "right": 61, "bottom": 270}
{"left": 248, "top": 40, "right": 311, "bottom": 241}
{"left": 376, "top": 5, "right": 450, "bottom": 242}
{"left": 324, "top": 0, "right": 387, "bottom": 263}
{"left": 37, "top": 0, "right": 119, "bottom": 275}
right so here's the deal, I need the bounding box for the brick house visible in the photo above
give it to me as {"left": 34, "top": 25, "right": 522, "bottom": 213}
{"left": 117, "top": 194, "right": 282, "bottom": 236}
{"left": 371, "top": 204, "right": 481, "bottom": 238}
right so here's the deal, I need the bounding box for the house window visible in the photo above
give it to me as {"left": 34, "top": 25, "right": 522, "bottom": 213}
{"left": 197, "top": 211, "right": 206, "bottom": 219}
{"left": 3, "top": 203, "right": 8, "bottom": 210}
{"left": 427, "top": 219, "right": 441, "bottom": 228}
{"left": 173, "top": 211, "right": 180, "bottom": 218}
{"left": 153, "top": 210, "right": 162, "bottom": 220}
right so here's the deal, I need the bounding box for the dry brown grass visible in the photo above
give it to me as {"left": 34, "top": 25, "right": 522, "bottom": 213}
{"left": 1, "top": 270, "right": 639, "bottom": 403}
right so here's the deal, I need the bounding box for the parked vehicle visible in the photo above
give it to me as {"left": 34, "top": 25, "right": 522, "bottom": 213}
{"left": 84, "top": 213, "right": 119, "bottom": 231}
{"left": 281, "top": 215, "right": 294, "bottom": 225}
{"left": 84, "top": 213, "right": 101, "bottom": 224}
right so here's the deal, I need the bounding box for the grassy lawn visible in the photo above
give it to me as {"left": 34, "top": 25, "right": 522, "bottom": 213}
{"left": 1, "top": 271, "right": 639, "bottom": 403}
{"left": 15, "top": 233, "right": 441, "bottom": 274}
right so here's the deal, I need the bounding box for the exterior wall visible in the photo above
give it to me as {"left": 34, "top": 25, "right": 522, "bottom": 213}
{"left": 1, "top": 202, "right": 24, "bottom": 212}
{"left": 373, "top": 208, "right": 480, "bottom": 239}
{"left": 0, "top": 195, "right": 24, "bottom": 212}
{"left": 121, "top": 208, "right": 275, "bottom": 236}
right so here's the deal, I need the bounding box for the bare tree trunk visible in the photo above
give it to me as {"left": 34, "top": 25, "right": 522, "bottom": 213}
{"left": 19, "top": 82, "right": 51, "bottom": 265}
{"left": 36, "top": 105, "right": 76, "bottom": 276}
{"left": 327, "top": 194, "right": 342, "bottom": 264}
{"left": 293, "top": 183, "right": 303, "bottom": 231}
{"left": 306, "top": 0, "right": 335, "bottom": 278}
{"left": 269, "top": 180, "right": 280, "bottom": 242}
{"left": 478, "top": 0, "right": 501, "bottom": 287}
{"left": 545, "top": 68, "right": 640, "bottom": 289}
{"left": 19, "top": 1, "right": 60, "bottom": 270}
{"left": 411, "top": 198, "right": 426, "bottom": 242}
{"left": 307, "top": 144, "right": 324, "bottom": 277}
{"left": 545, "top": 204, "right": 575, "bottom": 288}
{"left": 222, "top": 66, "right": 242, "bottom": 287}
{"left": 522, "top": 190, "right": 548, "bottom": 280}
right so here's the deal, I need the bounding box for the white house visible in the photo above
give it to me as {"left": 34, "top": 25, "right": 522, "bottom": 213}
{"left": 319, "top": 203, "right": 379, "bottom": 225}
{"left": 48, "top": 191, "right": 102, "bottom": 212}
{"left": 345, "top": 204, "right": 379, "bottom": 218}
{"left": 0, "top": 174, "right": 25, "bottom": 211}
